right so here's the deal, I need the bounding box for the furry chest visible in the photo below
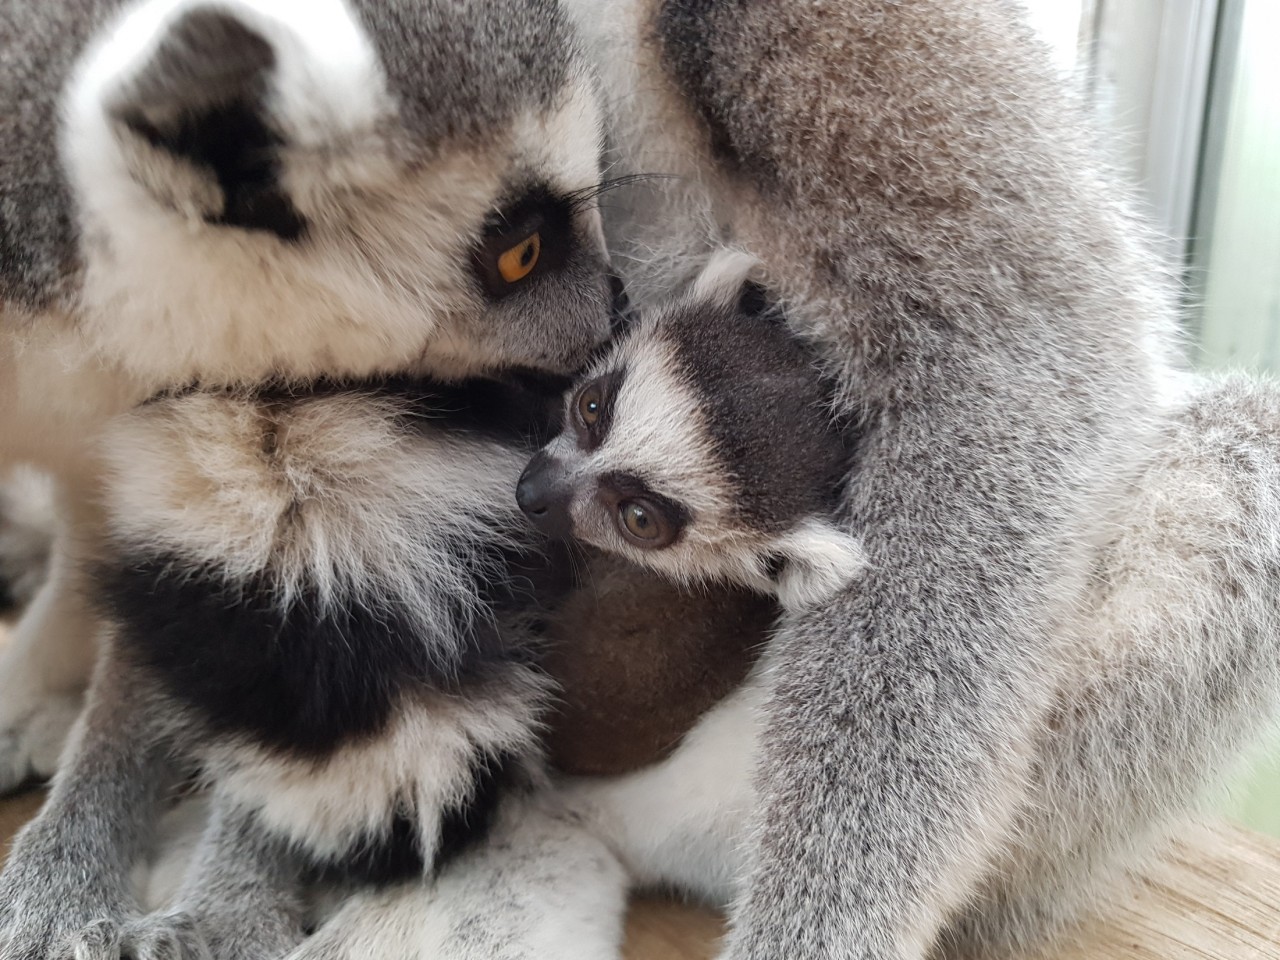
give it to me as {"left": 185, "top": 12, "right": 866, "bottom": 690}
{"left": 542, "top": 553, "right": 775, "bottom": 776}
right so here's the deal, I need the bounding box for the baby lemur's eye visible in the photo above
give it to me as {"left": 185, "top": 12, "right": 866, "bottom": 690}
{"left": 617, "top": 498, "right": 676, "bottom": 548}
{"left": 577, "top": 383, "right": 603, "bottom": 426}
{"left": 497, "top": 232, "right": 541, "bottom": 283}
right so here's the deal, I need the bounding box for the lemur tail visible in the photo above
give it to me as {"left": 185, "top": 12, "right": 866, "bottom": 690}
{"left": 946, "top": 372, "right": 1280, "bottom": 959}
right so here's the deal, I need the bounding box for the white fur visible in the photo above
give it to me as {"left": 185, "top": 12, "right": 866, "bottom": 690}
{"left": 558, "top": 671, "right": 765, "bottom": 904}
{"left": 72, "top": 0, "right": 386, "bottom": 145}
{"left": 205, "top": 673, "right": 548, "bottom": 866}
{"left": 0, "top": 476, "right": 105, "bottom": 791}
{"left": 773, "top": 518, "right": 866, "bottom": 611}
{"left": 0, "top": 466, "right": 56, "bottom": 608}
{"left": 101, "top": 391, "right": 530, "bottom": 640}
{"left": 690, "top": 249, "right": 760, "bottom": 307}
{"left": 279, "top": 798, "right": 629, "bottom": 960}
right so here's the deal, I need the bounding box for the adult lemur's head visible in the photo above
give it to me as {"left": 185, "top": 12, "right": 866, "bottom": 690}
{"left": 518, "top": 251, "right": 864, "bottom": 611}
{"left": 63, "top": 0, "right": 611, "bottom": 384}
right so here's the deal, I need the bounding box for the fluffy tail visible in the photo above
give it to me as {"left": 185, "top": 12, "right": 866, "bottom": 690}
{"left": 947, "top": 373, "right": 1280, "bottom": 958}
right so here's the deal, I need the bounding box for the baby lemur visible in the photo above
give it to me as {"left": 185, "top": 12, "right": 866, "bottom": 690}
{"left": 519, "top": 250, "right": 863, "bottom": 610}
{"left": 517, "top": 250, "right": 864, "bottom": 908}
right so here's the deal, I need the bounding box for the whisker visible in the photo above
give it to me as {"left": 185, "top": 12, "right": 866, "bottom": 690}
{"left": 565, "top": 173, "right": 680, "bottom": 211}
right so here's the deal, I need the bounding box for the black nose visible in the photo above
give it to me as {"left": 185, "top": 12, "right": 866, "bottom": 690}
{"left": 516, "top": 452, "right": 574, "bottom": 539}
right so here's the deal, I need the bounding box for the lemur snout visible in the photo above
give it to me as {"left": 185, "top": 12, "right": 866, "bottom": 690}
{"left": 517, "top": 451, "right": 574, "bottom": 538}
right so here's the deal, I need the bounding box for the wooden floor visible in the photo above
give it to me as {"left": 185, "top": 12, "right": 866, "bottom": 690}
{"left": 2, "top": 790, "right": 1278, "bottom": 958}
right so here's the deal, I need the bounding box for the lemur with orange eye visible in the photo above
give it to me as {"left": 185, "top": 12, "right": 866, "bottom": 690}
{"left": 518, "top": 250, "right": 865, "bottom": 612}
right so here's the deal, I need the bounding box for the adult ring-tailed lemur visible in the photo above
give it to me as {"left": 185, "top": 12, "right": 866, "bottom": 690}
{"left": 2, "top": 2, "right": 1280, "bottom": 960}
{"left": 0, "top": 0, "right": 612, "bottom": 790}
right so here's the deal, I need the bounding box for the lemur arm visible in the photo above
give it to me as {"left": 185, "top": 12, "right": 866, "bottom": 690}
{"left": 0, "top": 642, "right": 181, "bottom": 959}
{"left": 153, "top": 799, "right": 308, "bottom": 960}
{"left": 723, "top": 379, "right": 1080, "bottom": 959}
{"left": 645, "top": 2, "right": 1176, "bottom": 957}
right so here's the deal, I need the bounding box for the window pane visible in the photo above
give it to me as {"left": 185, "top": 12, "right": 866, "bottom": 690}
{"left": 1193, "top": 0, "right": 1280, "bottom": 371}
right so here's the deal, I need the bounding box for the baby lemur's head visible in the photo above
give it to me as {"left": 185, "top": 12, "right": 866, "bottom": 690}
{"left": 517, "top": 252, "right": 863, "bottom": 610}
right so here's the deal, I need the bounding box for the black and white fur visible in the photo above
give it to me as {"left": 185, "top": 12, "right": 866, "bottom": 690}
{"left": 6, "top": 3, "right": 1280, "bottom": 960}
{"left": 0, "top": 0, "right": 611, "bottom": 792}
{"left": 517, "top": 251, "right": 863, "bottom": 610}
{"left": 0, "top": 376, "right": 567, "bottom": 960}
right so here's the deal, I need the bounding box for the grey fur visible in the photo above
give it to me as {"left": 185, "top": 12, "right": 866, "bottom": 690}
{"left": 0, "top": 650, "right": 180, "bottom": 959}
{"left": 560, "top": 2, "right": 1275, "bottom": 958}
{"left": 0, "top": 0, "right": 608, "bottom": 815}
{"left": 345, "top": 0, "right": 574, "bottom": 146}
{"left": 0, "top": 0, "right": 117, "bottom": 307}
{"left": 0, "top": 468, "right": 54, "bottom": 613}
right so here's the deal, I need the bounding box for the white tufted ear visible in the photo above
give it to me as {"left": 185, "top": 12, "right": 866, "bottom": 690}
{"left": 771, "top": 518, "right": 866, "bottom": 611}
{"left": 689, "top": 248, "right": 761, "bottom": 307}
{"left": 64, "top": 0, "right": 388, "bottom": 235}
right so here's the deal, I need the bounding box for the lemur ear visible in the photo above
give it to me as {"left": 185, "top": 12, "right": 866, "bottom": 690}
{"left": 688, "top": 249, "right": 789, "bottom": 329}
{"left": 690, "top": 248, "right": 762, "bottom": 305}
{"left": 65, "top": 0, "right": 389, "bottom": 238}
{"left": 769, "top": 519, "right": 865, "bottom": 611}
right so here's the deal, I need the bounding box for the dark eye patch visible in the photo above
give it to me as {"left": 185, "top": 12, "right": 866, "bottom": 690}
{"left": 571, "top": 366, "right": 627, "bottom": 450}
{"left": 596, "top": 471, "right": 690, "bottom": 530}
{"left": 471, "top": 184, "right": 576, "bottom": 300}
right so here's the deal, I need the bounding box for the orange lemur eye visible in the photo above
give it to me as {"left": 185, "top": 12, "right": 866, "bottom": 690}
{"left": 577, "top": 384, "right": 603, "bottom": 426}
{"left": 497, "top": 232, "right": 541, "bottom": 283}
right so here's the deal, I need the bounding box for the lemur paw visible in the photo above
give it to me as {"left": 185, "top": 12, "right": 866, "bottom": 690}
{"left": 0, "top": 903, "right": 123, "bottom": 960}
{"left": 114, "top": 914, "right": 211, "bottom": 960}
{"left": 0, "top": 914, "right": 211, "bottom": 960}
{"left": 0, "top": 695, "right": 83, "bottom": 794}
{"left": 0, "top": 836, "right": 129, "bottom": 960}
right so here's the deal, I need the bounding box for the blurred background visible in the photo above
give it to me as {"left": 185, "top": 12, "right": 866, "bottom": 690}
{"left": 1024, "top": 0, "right": 1280, "bottom": 836}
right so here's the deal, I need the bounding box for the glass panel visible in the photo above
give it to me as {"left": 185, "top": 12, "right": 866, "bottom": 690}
{"left": 1193, "top": 0, "right": 1280, "bottom": 371}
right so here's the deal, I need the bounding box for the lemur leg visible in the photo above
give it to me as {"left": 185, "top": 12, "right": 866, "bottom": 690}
{"left": 0, "top": 477, "right": 101, "bottom": 793}
{"left": 283, "top": 798, "right": 628, "bottom": 960}
{"left": 137, "top": 800, "right": 306, "bottom": 960}
{"left": 942, "top": 375, "right": 1280, "bottom": 959}
{"left": 0, "top": 643, "right": 180, "bottom": 960}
